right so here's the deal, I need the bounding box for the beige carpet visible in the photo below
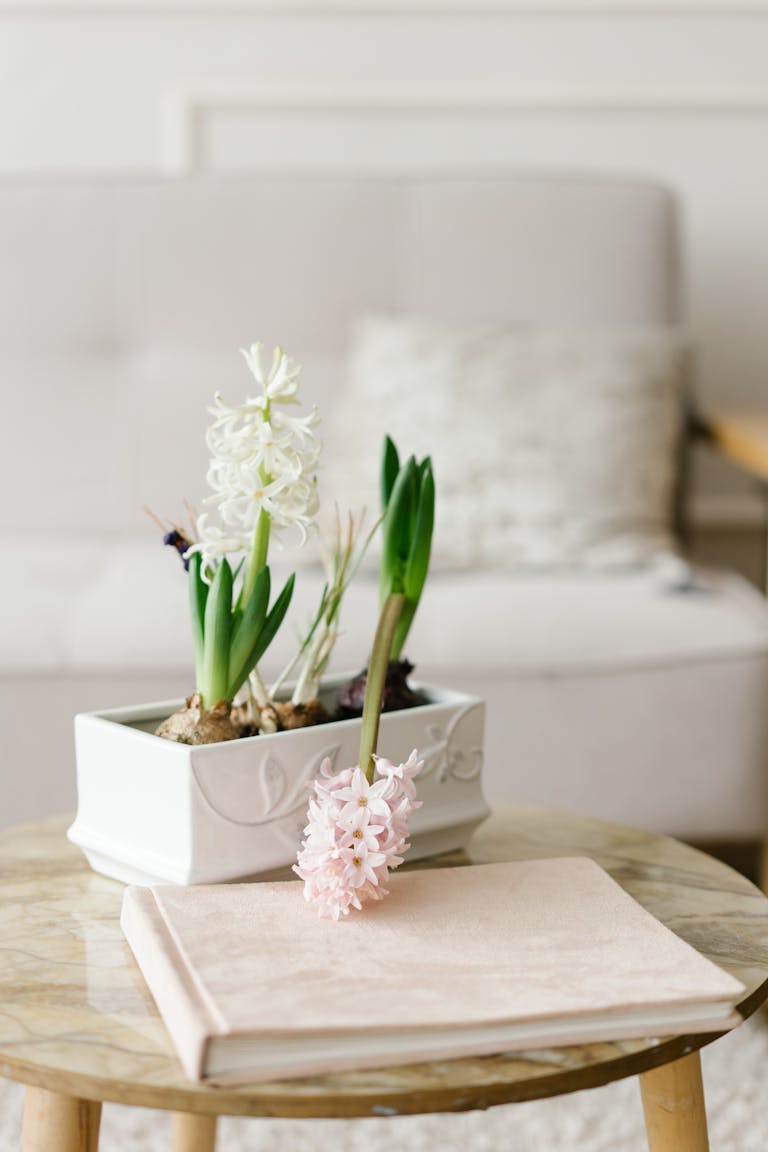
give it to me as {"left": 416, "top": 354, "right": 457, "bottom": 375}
{"left": 2, "top": 1009, "right": 767, "bottom": 1151}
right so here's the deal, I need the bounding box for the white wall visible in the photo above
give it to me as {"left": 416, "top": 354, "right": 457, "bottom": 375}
{"left": 1, "top": 0, "right": 768, "bottom": 523}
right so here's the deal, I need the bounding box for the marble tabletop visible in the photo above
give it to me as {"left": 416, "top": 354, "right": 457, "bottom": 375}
{"left": 1, "top": 808, "right": 768, "bottom": 1119}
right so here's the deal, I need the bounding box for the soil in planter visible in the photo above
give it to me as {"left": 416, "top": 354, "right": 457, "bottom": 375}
{"left": 336, "top": 659, "right": 425, "bottom": 720}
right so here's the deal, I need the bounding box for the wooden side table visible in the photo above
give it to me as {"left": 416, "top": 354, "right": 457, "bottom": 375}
{"left": 2, "top": 809, "right": 768, "bottom": 1152}
{"left": 698, "top": 408, "right": 768, "bottom": 592}
{"left": 701, "top": 410, "right": 768, "bottom": 485}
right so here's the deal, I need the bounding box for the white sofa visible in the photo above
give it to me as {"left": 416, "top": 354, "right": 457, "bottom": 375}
{"left": 3, "top": 172, "right": 768, "bottom": 847}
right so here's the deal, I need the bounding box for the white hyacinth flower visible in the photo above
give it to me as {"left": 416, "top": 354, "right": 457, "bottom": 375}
{"left": 185, "top": 343, "right": 321, "bottom": 572}
{"left": 241, "top": 342, "right": 302, "bottom": 403}
{"left": 190, "top": 515, "right": 251, "bottom": 564}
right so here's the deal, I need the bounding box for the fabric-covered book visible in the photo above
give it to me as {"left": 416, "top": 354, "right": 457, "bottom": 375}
{"left": 120, "top": 858, "right": 745, "bottom": 1084}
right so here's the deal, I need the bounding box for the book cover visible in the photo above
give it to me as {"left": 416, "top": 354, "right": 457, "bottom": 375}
{"left": 120, "top": 858, "right": 745, "bottom": 1084}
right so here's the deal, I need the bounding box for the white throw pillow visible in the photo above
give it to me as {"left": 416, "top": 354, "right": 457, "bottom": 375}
{"left": 320, "top": 314, "right": 690, "bottom": 571}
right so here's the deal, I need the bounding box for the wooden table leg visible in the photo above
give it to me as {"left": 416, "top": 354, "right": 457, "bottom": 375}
{"left": 172, "top": 1111, "right": 218, "bottom": 1152}
{"left": 758, "top": 839, "right": 768, "bottom": 894}
{"left": 639, "top": 1051, "right": 709, "bottom": 1152}
{"left": 21, "top": 1086, "right": 101, "bottom": 1152}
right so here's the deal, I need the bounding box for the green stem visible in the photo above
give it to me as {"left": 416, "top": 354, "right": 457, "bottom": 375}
{"left": 359, "top": 593, "right": 405, "bottom": 783}
{"left": 243, "top": 507, "right": 271, "bottom": 603}
{"left": 242, "top": 388, "right": 273, "bottom": 603}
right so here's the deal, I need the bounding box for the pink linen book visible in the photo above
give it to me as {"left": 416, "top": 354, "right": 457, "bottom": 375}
{"left": 120, "top": 858, "right": 745, "bottom": 1084}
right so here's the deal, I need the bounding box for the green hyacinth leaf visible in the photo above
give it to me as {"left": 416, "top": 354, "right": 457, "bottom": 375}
{"left": 188, "top": 552, "right": 208, "bottom": 689}
{"left": 390, "top": 599, "right": 416, "bottom": 663}
{"left": 226, "top": 571, "right": 296, "bottom": 700}
{"left": 404, "top": 459, "right": 434, "bottom": 601}
{"left": 227, "top": 565, "right": 270, "bottom": 698}
{"left": 380, "top": 455, "right": 416, "bottom": 602}
{"left": 200, "top": 558, "right": 233, "bottom": 708}
{"left": 253, "top": 572, "right": 296, "bottom": 665}
{"left": 380, "top": 434, "right": 400, "bottom": 510}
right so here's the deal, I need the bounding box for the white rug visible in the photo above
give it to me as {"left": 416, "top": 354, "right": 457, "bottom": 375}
{"left": 2, "top": 1010, "right": 767, "bottom": 1151}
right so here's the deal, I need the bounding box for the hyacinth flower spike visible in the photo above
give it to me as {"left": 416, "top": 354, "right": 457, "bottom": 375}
{"left": 338, "top": 435, "right": 434, "bottom": 717}
{"left": 294, "top": 592, "right": 424, "bottom": 920}
{"left": 155, "top": 343, "right": 319, "bottom": 745}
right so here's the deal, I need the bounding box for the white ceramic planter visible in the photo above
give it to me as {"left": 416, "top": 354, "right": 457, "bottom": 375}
{"left": 68, "top": 677, "right": 488, "bottom": 886}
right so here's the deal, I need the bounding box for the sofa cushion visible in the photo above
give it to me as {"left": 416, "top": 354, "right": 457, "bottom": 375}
{"left": 323, "top": 314, "right": 689, "bottom": 572}
{"left": 6, "top": 539, "right": 768, "bottom": 678}
{"left": 408, "top": 565, "right": 768, "bottom": 672}
{"left": 0, "top": 175, "right": 679, "bottom": 543}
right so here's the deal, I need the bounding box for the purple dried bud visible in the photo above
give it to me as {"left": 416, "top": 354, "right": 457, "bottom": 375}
{"left": 163, "top": 530, "right": 192, "bottom": 571}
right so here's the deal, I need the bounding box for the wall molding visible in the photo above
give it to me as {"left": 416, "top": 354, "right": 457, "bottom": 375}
{"left": 164, "top": 83, "right": 768, "bottom": 172}
{"left": 4, "top": 1, "right": 768, "bottom": 15}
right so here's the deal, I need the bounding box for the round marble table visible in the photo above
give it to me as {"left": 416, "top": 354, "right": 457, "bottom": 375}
{"left": 3, "top": 809, "right": 768, "bottom": 1152}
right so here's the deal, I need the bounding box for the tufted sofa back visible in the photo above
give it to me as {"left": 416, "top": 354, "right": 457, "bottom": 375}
{"left": 0, "top": 172, "right": 680, "bottom": 540}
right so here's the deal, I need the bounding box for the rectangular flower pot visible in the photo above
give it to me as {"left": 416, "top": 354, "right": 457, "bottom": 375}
{"left": 67, "top": 677, "right": 488, "bottom": 886}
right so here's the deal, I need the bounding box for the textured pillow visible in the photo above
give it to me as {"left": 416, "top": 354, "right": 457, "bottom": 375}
{"left": 321, "top": 315, "right": 690, "bottom": 571}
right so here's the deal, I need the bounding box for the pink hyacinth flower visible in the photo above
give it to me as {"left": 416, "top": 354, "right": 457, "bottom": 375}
{"left": 294, "top": 749, "right": 424, "bottom": 919}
